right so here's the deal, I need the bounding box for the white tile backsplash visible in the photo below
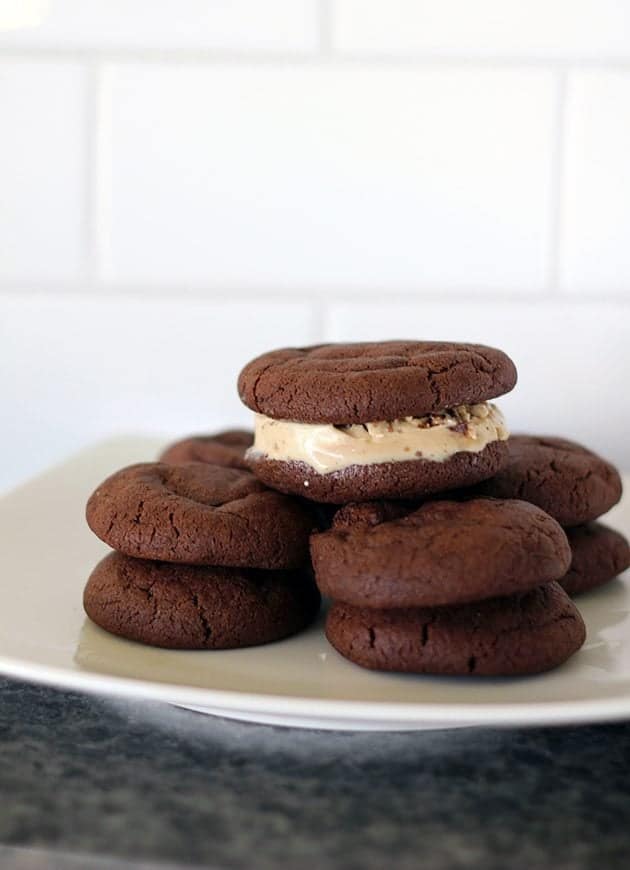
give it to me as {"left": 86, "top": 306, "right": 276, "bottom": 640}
{"left": 1, "top": 3, "right": 630, "bottom": 485}
{"left": 0, "top": 0, "right": 319, "bottom": 52}
{"left": 0, "top": 60, "right": 85, "bottom": 282}
{"left": 99, "top": 64, "right": 554, "bottom": 294}
{"left": 334, "top": 1, "right": 630, "bottom": 59}
{"left": 560, "top": 71, "right": 630, "bottom": 295}
{"left": 0, "top": 294, "right": 315, "bottom": 493}
{"left": 326, "top": 301, "right": 630, "bottom": 467}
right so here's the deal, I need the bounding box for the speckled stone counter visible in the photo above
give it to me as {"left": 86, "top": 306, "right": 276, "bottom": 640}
{"left": 1, "top": 677, "right": 629, "bottom": 869}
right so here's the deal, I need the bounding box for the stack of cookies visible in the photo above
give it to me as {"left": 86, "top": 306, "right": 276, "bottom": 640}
{"left": 476, "top": 435, "right": 628, "bottom": 596}
{"left": 83, "top": 339, "right": 629, "bottom": 679}
{"left": 235, "top": 342, "right": 602, "bottom": 675}
{"left": 311, "top": 500, "right": 585, "bottom": 675}
{"left": 84, "top": 462, "right": 320, "bottom": 650}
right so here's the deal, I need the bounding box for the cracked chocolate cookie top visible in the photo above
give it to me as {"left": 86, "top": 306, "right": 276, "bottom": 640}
{"left": 326, "top": 582, "right": 586, "bottom": 676}
{"left": 475, "top": 435, "right": 623, "bottom": 526}
{"left": 237, "top": 341, "right": 517, "bottom": 424}
{"left": 86, "top": 462, "right": 314, "bottom": 569}
{"left": 84, "top": 551, "right": 321, "bottom": 650}
{"left": 310, "top": 497, "right": 571, "bottom": 608}
{"left": 159, "top": 429, "right": 253, "bottom": 469}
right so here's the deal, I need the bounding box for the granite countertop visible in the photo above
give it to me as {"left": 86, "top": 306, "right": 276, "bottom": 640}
{"left": 1, "top": 678, "right": 629, "bottom": 869}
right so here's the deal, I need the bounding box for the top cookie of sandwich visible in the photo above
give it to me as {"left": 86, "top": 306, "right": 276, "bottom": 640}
{"left": 238, "top": 341, "right": 517, "bottom": 424}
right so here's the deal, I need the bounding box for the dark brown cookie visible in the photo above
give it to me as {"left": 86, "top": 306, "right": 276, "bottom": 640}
{"left": 157, "top": 432, "right": 336, "bottom": 529}
{"left": 160, "top": 429, "right": 253, "bottom": 469}
{"left": 84, "top": 551, "right": 320, "bottom": 650}
{"left": 311, "top": 498, "right": 571, "bottom": 608}
{"left": 248, "top": 440, "right": 508, "bottom": 503}
{"left": 86, "top": 462, "right": 314, "bottom": 569}
{"left": 331, "top": 500, "right": 414, "bottom": 530}
{"left": 475, "top": 435, "right": 622, "bottom": 526}
{"left": 325, "top": 583, "right": 586, "bottom": 676}
{"left": 560, "top": 523, "right": 630, "bottom": 596}
{"left": 238, "top": 341, "right": 517, "bottom": 424}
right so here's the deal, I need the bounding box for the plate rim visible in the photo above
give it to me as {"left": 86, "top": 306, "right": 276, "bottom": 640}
{"left": 3, "top": 652, "right": 630, "bottom": 727}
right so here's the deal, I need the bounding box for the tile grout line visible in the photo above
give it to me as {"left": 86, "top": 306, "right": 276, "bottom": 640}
{"left": 3, "top": 45, "right": 630, "bottom": 70}
{"left": 318, "top": 0, "right": 333, "bottom": 56}
{"left": 546, "top": 69, "right": 569, "bottom": 294}
{"left": 1, "top": 284, "right": 629, "bottom": 307}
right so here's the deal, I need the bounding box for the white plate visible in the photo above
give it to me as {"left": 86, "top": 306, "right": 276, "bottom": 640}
{"left": 0, "top": 438, "right": 629, "bottom": 731}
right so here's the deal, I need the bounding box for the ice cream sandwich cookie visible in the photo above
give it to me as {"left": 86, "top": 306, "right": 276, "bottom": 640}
{"left": 238, "top": 341, "right": 517, "bottom": 502}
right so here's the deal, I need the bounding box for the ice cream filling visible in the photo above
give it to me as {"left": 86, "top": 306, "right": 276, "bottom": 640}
{"left": 248, "top": 403, "right": 509, "bottom": 475}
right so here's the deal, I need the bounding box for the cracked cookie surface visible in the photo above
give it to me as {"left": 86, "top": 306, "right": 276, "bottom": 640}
{"left": 561, "top": 522, "right": 630, "bottom": 596}
{"left": 326, "top": 583, "right": 586, "bottom": 675}
{"left": 476, "top": 435, "right": 622, "bottom": 526}
{"left": 311, "top": 497, "right": 571, "bottom": 607}
{"left": 86, "top": 462, "right": 314, "bottom": 569}
{"left": 84, "top": 551, "right": 320, "bottom": 649}
{"left": 159, "top": 429, "right": 253, "bottom": 469}
{"left": 238, "top": 341, "right": 517, "bottom": 424}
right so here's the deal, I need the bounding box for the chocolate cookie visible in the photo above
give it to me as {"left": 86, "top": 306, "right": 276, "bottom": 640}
{"left": 160, "top": 429, "right": 252, "bottom": 469}
{"left": 86, "top": 462, "right": 314, "bottom": 569}
{"left": 311, "top": 498, "right": 571, "bottom": 608}
{"left": 84, "top": 552, "right": 320, "bottom": 650}
{"left": 476, "top": 435, "right": 622, "bottom": 526}
{"left": 238, "top": 341, "right": 517, "bottom": 424}
{"left": 157, "top": 433, "right": 337, "bottom": 528}
{"left": 331, "top": 500, "right": 414, "bottom": 530}
{"left": 249, "top": 442, "right": 508, "bottom": 503}
{"left": 326, "top": 583, "right": 586, "bottom": 676}
{"left": 560, "top": 523, "right": 630, "bottom": 596}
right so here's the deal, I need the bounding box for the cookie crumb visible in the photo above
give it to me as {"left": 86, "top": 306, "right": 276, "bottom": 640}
{"left": 451, "top": 422, "right": 469, "bottom": 435}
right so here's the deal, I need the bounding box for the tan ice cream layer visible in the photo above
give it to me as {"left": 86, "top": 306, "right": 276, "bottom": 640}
{"left": 248, "top": 403, "right": 509, "bottom": 475}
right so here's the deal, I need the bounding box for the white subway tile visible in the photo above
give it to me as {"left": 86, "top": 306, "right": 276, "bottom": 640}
{"left": 99, "top": 64, "right": 554, "bottom": 294}
{"left": 0, "top": 0, "right": 318, "bottom": 52}
{"left": 0, "top": 60, "right": 85, "bottom": 282}
{"left": 334, "top": 1, "right": 630, "bottom": 58}
{"left": 0, "top": 294, "right": 314, "bottom": 493}
{"left": 325, "top": 301, "right": 630, "bottom": 468}
{"left": 560, "top": 71, "right": 630, "bottom": 295}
